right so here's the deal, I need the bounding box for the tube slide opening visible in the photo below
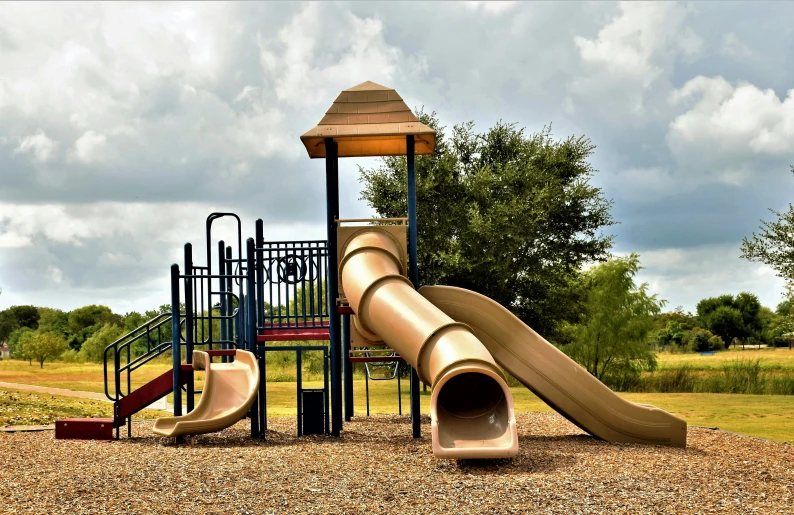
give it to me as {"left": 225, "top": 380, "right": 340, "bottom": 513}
{"left": 432, "top": 368, "right": 517, "bottom": 457}
{"left": 437, "top": 372, "right": 505, "bottom": 419}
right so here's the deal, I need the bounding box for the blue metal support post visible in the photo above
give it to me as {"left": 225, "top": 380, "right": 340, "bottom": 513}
{"left": 218, "top": 240, "right": 228, "bottom": 362}
{"left": 343, "top": 313, "right": 353, "bottom": 421}
{"left": 325, "top": 137, "right": 343, "bottom": 437}
{"left": 255, "top": 219, "right": 267, "bottom": 435}
{"left": 170, "top": 264, "right": 182, "bottom": 418}
{"left": 407, "top": 134, "right": 421, "bottom": 438}
{"left": 245, "top": 237, "right": 260, "bottom": 438}
{"left": 184, "top": 243, "right": 194, "bottom": 413}
{"left": 225, "top": 246, "right": 234, "bottom": 345}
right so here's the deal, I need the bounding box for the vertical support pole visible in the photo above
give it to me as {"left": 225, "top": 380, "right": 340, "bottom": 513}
{"left": 170, "top": 264, "right": 182, "bottom": 418}
{"left": 406, "top": 134, "right": 421, "bottom": 438}
{"left": 325, "top": 137, "right": 342, "bottom": 437}
{"left": 255, "top": 220, "right": 267, "bottom": 438}
{"left": 218, "top": 240, "right": 228, "bottom": 362}
{"left": 397, "top": 362, "right": 402, "bottom": 416}
{"left": 225, "top": 246, "right": 233, "bottom": 347}
{"left": 343, "top": 313, "right": 353, "bottom": 421}
{"left": 296, "top": 350, "right": 303, "bottom": 437}
{"left": 246, "top": 238, "right": 259, "bottom": 438}
{"left": 184, "top": 243, "right": 194, "bottom": 413}
{"left": 365, "top": 371, "right": 370, "bottom": 417}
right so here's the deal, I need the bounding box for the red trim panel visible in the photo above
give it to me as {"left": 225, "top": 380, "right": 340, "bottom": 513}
{"left": 55, "top": 418, "right": 114, "bottom": 440}
{"left": 116, "top": 364, "right": 193, "bottom": 420}
{"left": 257, "top": 328, "right": 331, "bottom": 341}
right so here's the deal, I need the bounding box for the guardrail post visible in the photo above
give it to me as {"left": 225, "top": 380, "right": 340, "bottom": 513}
{"left": 407, "top": 134, "right": 421, "bottom": 439}
{"left": 170, "top": 264, "right": 182, "bottom": 418}
{"left": 184, "top": 243, "right": 194, "bottom": 413}
{"left": 246, "top": 237, "right": 260, "bottom": 438}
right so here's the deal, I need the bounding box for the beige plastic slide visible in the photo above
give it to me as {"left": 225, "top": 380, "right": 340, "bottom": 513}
{"left": 419, "top": 285, "right": 687, "bottom": 448}
{"left": 152, "top": 350, "right": 260, "bottom": 438}
{"left": 340, "top": 229, "right": 518, "bottom": 458}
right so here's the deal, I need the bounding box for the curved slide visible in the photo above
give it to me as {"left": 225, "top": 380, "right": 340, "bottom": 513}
{"left": 340, "top": 229, "right": 519, "bottom": 458}
{"left": 152, "top": 350, "right": 260, "bottom": 438}
{"left": 419, "top": 286, "right": 687, "bottom": 447}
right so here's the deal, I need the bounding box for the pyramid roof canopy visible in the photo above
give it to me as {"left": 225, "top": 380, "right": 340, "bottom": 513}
{"left": 300, "top": 81, "right": 436, "bottom": 158}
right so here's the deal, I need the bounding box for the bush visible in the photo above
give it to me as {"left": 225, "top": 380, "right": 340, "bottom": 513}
{"left": 60, "top": 348, "right": 83, "bottom": 363}
{"left": 79, "top": 324, "right": 123, "bottom": 363}
{"left": 683, "top": 328, "right": 723, "bottom": 353}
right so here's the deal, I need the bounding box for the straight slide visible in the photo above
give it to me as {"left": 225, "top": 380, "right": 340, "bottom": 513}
{"left": 152, "top": 350, "right": 260, "bottom": 438}
{"left": 420, "top": 285, "right": 687, "bottom": 448}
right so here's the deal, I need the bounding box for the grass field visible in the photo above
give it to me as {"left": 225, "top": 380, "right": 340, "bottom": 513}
{"left": 656, "top": 347, "right": 794, "bottom": 370}
{"left": 0, "top": 387, "right": 164, "bottom": 426}
{"left": 1, "top": 359, "right": 792, "bottom": 443}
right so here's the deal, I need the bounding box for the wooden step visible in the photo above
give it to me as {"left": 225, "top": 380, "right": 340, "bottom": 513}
{"left": 55, "top": 418, "right": 114, "bottom": 441}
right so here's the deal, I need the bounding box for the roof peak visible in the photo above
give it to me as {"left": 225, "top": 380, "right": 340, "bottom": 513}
{"left": 344, "top": 80, "right": 393, "bottom": 92}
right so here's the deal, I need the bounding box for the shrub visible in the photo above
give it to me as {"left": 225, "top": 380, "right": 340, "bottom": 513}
{"left": 683, "top": 328, "right": 723, "bottom": 353}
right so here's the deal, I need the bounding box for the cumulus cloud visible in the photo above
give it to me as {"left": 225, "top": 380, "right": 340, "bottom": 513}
{"left": 667, "top": 76, "right": 794, "bottom": 169}
{"left": 569, "top": 2, "right": 703, "bottom": 119}
{"left": 14, "top": 130, "right": 59, "bottom": 162}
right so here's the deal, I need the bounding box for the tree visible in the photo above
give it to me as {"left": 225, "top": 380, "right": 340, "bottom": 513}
{"left": 79, "top": 323, "right": 124, "bottom": 363}
{"left": 560, "top": 254, "right": 664, "bottom": 389}
{"left": 20, "top": 332, "right": 67, "bottom": 368}
{"left": 8, "top": 327, "right": 35, "bottom": 363}
{"left": 696, "top": 293, "right": 763, "bottom": 347}
{"left": 0, "top": 305, "right": 40, "bottom": 342}
{"left": 67, "top": 304, "right": 122, "bottom": 349}
{"left": 682, "top": 327, "right": 723, "bottom": 352}
{"left": 741, "top": 165, "right": 794, "bottom": 281}
{"left": 359, "top": 112, "right": 615, "bottom": 338}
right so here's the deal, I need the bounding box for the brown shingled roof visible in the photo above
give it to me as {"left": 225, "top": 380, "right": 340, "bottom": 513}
{"left": 300, "top": 81, "right": 436, "bottom": 158}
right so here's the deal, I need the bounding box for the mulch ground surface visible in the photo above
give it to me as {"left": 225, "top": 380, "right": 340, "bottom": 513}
{"left": 1, "top": 412, "right": 791, "bottom": 514}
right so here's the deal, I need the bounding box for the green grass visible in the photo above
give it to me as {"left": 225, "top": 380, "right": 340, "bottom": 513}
{"left": 2, "top": 360, "right": 792, "bottom": 444}
{"left": 656, "top": 347, "right": 794, "bottom": 370}
{"left": 0, "top": 387, "right": 164, "bottom": 426}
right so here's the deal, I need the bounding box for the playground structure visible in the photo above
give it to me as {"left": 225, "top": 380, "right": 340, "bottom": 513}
{"left": 55, "top": 81, "right": 687, "bottom": 457}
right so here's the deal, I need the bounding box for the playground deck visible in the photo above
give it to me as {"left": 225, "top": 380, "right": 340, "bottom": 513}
{"left": 2, "top": 413, "right": 791, "bottom": 514}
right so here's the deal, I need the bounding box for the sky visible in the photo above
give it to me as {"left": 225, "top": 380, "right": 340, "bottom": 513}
{"left": 1, "top": 1, "right": 793, "bottom": 317}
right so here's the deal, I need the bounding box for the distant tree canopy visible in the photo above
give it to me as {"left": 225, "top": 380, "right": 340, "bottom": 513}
{"left": 696, "top": 292, "right": 763, "bottom": 347}
{"left": 0, "top": 305, "right": 40, "bottom": 342}
{"left": 359, "top": 111, "right": 615, "bottom": 338}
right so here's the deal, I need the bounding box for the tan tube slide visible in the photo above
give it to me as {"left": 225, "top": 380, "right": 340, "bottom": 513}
{"left": 152, "top": 350, "right": 260, "bottom": 438}
{"left": 340, "top": 230, "right": 518, "bottom": 458}
{"left": 420, "top": 286, "right": 687, "bottom": 447}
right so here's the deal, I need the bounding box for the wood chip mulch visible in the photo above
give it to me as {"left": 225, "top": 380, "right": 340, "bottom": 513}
{"left": 1, "top": 412, "right": 791, "bottom": 514}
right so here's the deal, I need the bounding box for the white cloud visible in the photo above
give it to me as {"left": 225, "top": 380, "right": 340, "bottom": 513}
{"left": 14, "top": 130, "right": 58, "bottom": 162}
{"left": 257, "top": 3, "right": 423, "bottom": 112}
{"left": 463, "top": 1, "right": 517, "bottom": 14}
{"left": 667, "top": 76, "right": 794, "bottom": 165}
{"left": 570, "top": 2, "right": 703, "bottom": 117}
{"left": 71, "top": 130, "right": 109, "bottom": 163}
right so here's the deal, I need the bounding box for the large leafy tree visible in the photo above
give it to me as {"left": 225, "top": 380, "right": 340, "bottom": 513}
{"left": 359, "top": 112, "right": 615, "bottom": 337}
{"left": 561, "top": 254, "right": 663, "bottom": 389}
{"left": 20, "top": 332, "right": 67, "bottom": 368}
{"left": 0, "top": 305, "right": 40, "bottom": 342}
{"left": 696, "top": 292, "right": 762, "bottom": 347}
